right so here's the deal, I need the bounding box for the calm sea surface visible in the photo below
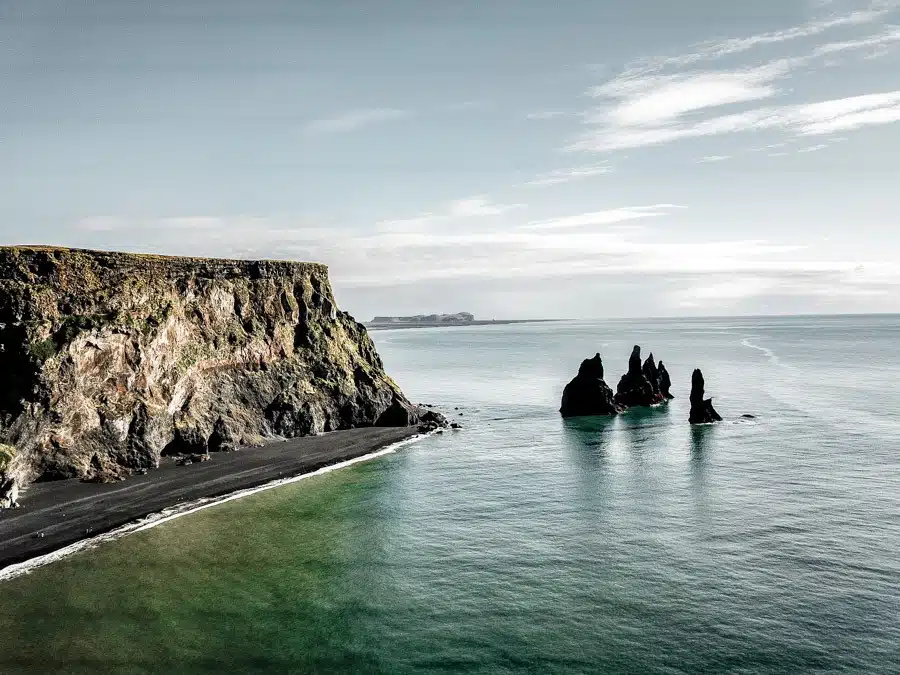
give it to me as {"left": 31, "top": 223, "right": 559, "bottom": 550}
{"left": 1, "top": 316, "right": 898, "bottom": 674}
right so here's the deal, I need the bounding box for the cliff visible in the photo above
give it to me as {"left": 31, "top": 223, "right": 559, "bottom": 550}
{"left": 0, "top": 246, "right": 436, "bottom": 499}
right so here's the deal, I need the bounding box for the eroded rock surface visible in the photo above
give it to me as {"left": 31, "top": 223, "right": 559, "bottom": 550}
{"left": 614, "top": 346, "right": 665, "bottom": 408}
{"left": 0, "top": 246, "right": 441, "bottom": 498}
{"left": 689, "top": 369, "right": 723, "bottom": 424}
{"left": 560, "top": 353, "right": 619, "bottom": 418}
{"left": 657, "top": 361, "right": 674, "bottom": 399}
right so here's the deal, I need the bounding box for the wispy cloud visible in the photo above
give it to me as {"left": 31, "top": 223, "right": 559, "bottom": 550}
{"left": 525, "top": 111, "right": 567, "bottom": 120}
{"left": 628, "top": 8, "right": 888, "bottom": 73}
{"left": 588, "top": 60, "right": 794, "bottom": 127}
{"left": 571, "top": 5, "right": 900, "bottom": 155}
{"left": 697, "top": 155, "right": 732, "bottom": 163}
{"left": 523, "top": 204, "right": 685, "bottom": 230}
{"left": 376, "top": 195, "right": 524, "bottom": 232}
{"left": 304, "top": 108, "right": 411, "bottom": 134}
{"left": 571, "top": 90, "right": 900, "bottom": 152}
{"left": 522, "top": 164, "right": 612, "bottom": 187}
{"left": 448, "top": 196, "right": 524, "bottom": 217}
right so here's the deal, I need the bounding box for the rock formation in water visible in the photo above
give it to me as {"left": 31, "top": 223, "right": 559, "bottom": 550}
{"left": 689, "top": 369, "right": 722, "bottom": 424}
{"left": 657, "top": 361, "right": 674, "bottom": 399}
{"left": 0, "top": 246, "right": 444, "bottom": 503}
{"left": 614, "top": 345, "right": 665, "bottom": 408}
{"left": 559, "top": 353, "right": 619, "bottom": 418}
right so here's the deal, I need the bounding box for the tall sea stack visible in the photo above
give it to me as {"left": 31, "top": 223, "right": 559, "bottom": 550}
{"left": 689, "top": 369, "right": 722, "bottom": 424}
{"left": 560, "top": 353, "right": 618, "bottom": 418}
{"left": 614, "top": 345, "right": 664, "bottom": 408}
{"left": 0, "top": 246, "right": 440, "bottom": 502}
{"left": 657, "top": 361, "right": 674, "bottom": 399}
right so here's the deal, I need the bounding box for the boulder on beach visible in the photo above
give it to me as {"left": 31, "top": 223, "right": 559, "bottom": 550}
{"left": 689, "top": 369, "right": 723, "bottom": 424}
{"left": 614, "top": 346, "right": 665, "bottom": 408}
{"left": 560, "top": 353, "right": 619, "bottom": 418}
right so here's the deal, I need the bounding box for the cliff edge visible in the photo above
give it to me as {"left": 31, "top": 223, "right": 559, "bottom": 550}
{"left": 0, "top": 246, "right": 436, "bottom": 499}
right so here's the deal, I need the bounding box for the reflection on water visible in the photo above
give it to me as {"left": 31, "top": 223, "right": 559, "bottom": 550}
{"left": 690, "top": 424, "right": 714, "bottom": 458}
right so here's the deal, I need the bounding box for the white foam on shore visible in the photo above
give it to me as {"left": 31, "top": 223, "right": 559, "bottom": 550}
{"left": 0, "top": 432, "right": 433, "bottom": 583}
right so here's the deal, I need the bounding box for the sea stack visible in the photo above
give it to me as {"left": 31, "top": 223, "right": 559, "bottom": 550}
{"left": 657, "top": 361, "right": 674, "bottom": 399}
{"left": 689, "top": 369, "right": 723, "bottom": 424}
{"left": 0, "top": 246, "right": 445, "bottom": 503}
{"left": 614, "top": 345, "right": 664, "bottom": 408}
{"left": 559, "top": 353, "right": 619, "bottom": 418}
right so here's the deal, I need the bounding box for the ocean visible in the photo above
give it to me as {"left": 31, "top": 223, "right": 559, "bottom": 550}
{"left": 1, "top": 316, "right": 898, "bottom": 674}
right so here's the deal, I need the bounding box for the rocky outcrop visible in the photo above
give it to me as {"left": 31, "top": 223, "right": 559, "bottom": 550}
{"left": 614, "top": 346, "right": 665, "bottom": 408}
{"left": 657, "top": 361, "right": 673, "bottom": 399}
{"left": 560, "top": 353, "right": 619, "bottom": 418}
{"left": 0, "top": 246, "right": 443, "bottom": 500}
{"left": 689, "top": 369, "right": 722, "bottom": 424}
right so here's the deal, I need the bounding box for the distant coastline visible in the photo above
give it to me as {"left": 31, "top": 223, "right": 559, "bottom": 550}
{"left": 365, "top": 319, "right": 561, "bottom": 331}
{"left": 365, "top": 312, "right": 561, "bottom": 331}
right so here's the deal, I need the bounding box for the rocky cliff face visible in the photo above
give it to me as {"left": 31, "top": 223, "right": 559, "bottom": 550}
{"left": 0, "top": 246, "right": 432, "bottom": 496}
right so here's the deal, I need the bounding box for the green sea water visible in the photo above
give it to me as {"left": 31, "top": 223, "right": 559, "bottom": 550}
{"left": 1, "top": 316, "right": 898, "bottom": 674}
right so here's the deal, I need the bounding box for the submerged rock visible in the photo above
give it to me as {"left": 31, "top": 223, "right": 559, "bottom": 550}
{"left": 0, "top": 246, "right": 434, "bottom": 502}
{"left": 689, "top": 369, "right": 723, "bottom": 424}
{"left": 560, "top": 353, "right": 619, "bottom": 418}
{"left": 614, "top": 346, "right": 664, "bottom": 408}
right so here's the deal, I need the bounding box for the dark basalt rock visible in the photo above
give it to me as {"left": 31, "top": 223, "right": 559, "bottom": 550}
{"left": 375, "top": 397, "right": 449, "bottom": 432}
{"left": 614, "top": 346, "right": 665, "bottom": 408}
{"left": 689, "top": 369, "right": 722, "bottom": 424}
{"left": 560, "top": 353, "right": 619, "bottom": 418}
{"left": 657, "top": 361, "right": 674, "bottom": 399}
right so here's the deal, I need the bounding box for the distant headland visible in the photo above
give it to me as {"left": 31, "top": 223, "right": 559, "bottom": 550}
{"left": 365, "top": 313, "right": 558, "bottom": 330}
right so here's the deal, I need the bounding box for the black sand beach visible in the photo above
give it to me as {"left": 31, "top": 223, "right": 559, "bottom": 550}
{"left": 0, "top": 427, "right": 422, "bottom": 571}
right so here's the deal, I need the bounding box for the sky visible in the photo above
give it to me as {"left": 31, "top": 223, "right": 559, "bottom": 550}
{"left": 2, "top": 0, "right": 899, "bottom": 319}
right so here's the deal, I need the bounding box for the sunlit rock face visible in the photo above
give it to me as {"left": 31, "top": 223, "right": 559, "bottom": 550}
{"left": 0, "top": 246, "right": 424, "bottom": 493}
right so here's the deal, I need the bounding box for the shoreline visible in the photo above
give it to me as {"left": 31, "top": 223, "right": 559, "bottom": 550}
{"left": 0, "top": 426, "right": 430, "bottom": 580}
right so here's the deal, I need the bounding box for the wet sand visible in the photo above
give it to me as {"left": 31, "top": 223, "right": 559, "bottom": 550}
{"left": 0, "top": 426, "right": 421, "bottom": 571}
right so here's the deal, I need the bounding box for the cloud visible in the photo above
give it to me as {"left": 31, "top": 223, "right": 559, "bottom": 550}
{"left": 589, "top": 62, "right": 794, "bottom": 127}
{"left": 629, "top": 9, "right": 888, "bottom": 73}
{"left": 813, "top": 25, "right": 900, "bottom": 55}
{"left": 522, "top": 164, "right": 612, "bottom": 187}
{"left": 570, "top": 90, "right": 900, "bottom": 152}
{"left": 523, "top": 204, "right": 685, "bottom": 230}
{"left": 697, "top": 155, "right": 731, "bottom": 163}
{"left": 375, "top": 195, "right": 524, "bottom": 232}
{"left": 525, "top": 111, "right": 567, "bottom": 120}
{"left": 304, "top": 108, "right": 411, "bottom": 134}
{"left": 448, "top": 196, "right": 524, "bottom": 217}
{"left": 571, "top": 5, "right": 900, "bottom": 154}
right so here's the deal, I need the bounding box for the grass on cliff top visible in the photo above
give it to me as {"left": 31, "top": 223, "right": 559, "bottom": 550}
{"left": 0, "top": 245, "right": 327, "bottom": 269}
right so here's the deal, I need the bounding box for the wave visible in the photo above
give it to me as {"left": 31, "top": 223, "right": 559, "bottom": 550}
{"left": 740, "top": 337, "right": 783, "bottom": 366}
{"left": 0, "top": 432, "right": 435, "bottom": 583}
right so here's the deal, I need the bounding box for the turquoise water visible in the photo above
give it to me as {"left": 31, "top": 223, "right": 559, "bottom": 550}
{"left": 1, "top": 316, "right": 899, "bottom": 674}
